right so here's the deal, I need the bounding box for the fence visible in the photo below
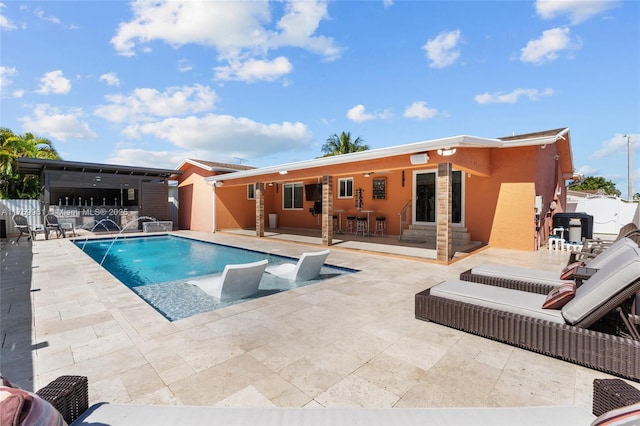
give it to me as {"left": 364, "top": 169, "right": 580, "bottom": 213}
{"left": 1, "top": 199, "right": 43, "bottom": 237}
{"left": 566, "top": 195, "right": 640, "bottom": 235}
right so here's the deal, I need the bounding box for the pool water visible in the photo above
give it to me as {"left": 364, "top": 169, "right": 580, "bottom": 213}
{"left": 75, "top": 235, "right": 355, "bottom": 321}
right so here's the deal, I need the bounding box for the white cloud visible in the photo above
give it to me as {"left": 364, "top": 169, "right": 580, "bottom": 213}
{"left": 36, "top": 70, "right": 71, "bottom": 95}
{"left": 94, "top": 84, "right": 217, "bottom": 123}
{"left": 535, "top": 0, "right": 620, "bottom": 24}
{"left": 99, "top": 72, "right": 120, "bottom": 87}
{"left": 214, "top": 56, "right": 293, "bottom": 82}
{"left": 19, "top": 104, "right": 97, "bottom": 141}
{"left": 403, "top": 101, "right": 438, "bottom": 120}
{"left": 11, "top": 89, "right": 24, "bottom": 98}
{"left": 0, "top": 3, "right": 17, "bottom": 30}
{"left": 593, "top": 133, "right": 638, "bottom": 160}
{"left": 474, "top": 88, "right": 554, "bottom": 104}
{"left": 177, "top": 59, "right": 192, "bottom": 72}
{"left": 111, "top": 1, "right": 341, "bottom": 82}
{"left": 520, "top": 27, "right": 581, "bottom": 65}
{"left": 270, "top": 1, "right": 342, "bottom": 61}
{"left": 107, "top": 148, "right": 188, "bottom": 170}
{"left": 423, "top": 29, "right": 461, "bottom": 69}
{"left": 0, "top": 65, "right": 17, "bottom": 88}
{"left": 34, "top": 7, "right": 61, "bottom": 25}
{"left": 575, "top": 164, "right": 599, "bottom": 177}
{"left": 121, "top": 114, "right": 312, "bottom": 160}
{"left": 346, "top": 104, "right": 392, "bottom": 123}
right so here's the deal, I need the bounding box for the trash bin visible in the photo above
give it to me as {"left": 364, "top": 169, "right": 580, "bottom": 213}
{"left": 0, "top": 219, "right": 6, "bottom": 239}
{"left": 568, "top": 218, "right": 582, "bottom": 243}
{"left": 268, "top": 213, "right": 278, "bottom": 229}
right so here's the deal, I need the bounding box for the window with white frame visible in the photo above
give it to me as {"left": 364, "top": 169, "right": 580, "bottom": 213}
{"left": 283, "top": 182, "right": 303, "bottom": 209}
{"left": 338, "top": 177, "right": 353, "bottom": 198}
{"left": 247, "top": 183, "right": 255, "bottom": 200}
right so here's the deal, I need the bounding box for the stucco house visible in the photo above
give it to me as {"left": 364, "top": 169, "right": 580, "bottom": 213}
{"left": 176, "top": 159, "right": 254, "bottom": 232}
{"left": 180, "top": 128, "right": 575, "bottom": 263}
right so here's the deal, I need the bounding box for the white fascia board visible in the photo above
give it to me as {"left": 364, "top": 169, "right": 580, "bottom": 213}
{"left": 500, "top": 135, "right": 560, "bottom": 148}
{"left": 209, "top": 135, "right": 501, "bottom": 183}
{"left": 177, "top": 159, "right": 245, "bottom": 173}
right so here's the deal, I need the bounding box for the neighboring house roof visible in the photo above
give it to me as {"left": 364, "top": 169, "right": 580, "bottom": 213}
{"left": 207, "top": 128, "right": 572, "bottom": 183}
{"left": 17, "top": 157, "right": 182, "bottom": 178}
{"left": 176, "top": 158, "right": 255, "bottom": 173}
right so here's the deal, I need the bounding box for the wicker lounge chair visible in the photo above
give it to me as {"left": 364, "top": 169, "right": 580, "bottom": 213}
{"left": 187, "top": 259, "right": 267, "bottom": 301}
{"left": 265, "top": 249, "right": 330, "bottom": 281}
{"left": 569, "top": 222, "right": 640, "bottom": 265}
{"left": 30, "top": 375, "right": 640, "bottom": 425}
{"left": 460, "top": 237, "right": 639, "bottom": 295}
{"left": 416, "top": 245, "right": 640, "bottom": 381}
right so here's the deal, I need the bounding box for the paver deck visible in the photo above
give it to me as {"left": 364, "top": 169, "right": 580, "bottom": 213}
{"left": 2, "top": 230, "right": 637, "bottom": 413}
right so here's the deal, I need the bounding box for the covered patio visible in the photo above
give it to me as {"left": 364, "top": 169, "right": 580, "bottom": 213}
{"left": 202, "top": 129, "right": 573, "bottom": 263}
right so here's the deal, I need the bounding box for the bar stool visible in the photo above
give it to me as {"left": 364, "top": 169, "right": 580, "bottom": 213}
{"left": 332, "top": 215, "right": 339, "bottom": 231}
{"left": 374, "top": 216, "right": 386, "bottom": 236}
{"left": 355, "top": 217, "right": 368, "bottom": 236}
{"left": 346, "top": 216, "right": 357, "bottom": 233}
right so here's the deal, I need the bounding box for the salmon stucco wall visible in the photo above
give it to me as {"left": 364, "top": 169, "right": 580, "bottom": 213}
{"left": 178, "top": 165, "right": 214, "bottom": 232}
{"left": 465, "top": 146, "right": 537, "bottom": 250}
{"left": 216, "top": 185, "right": 264, "bottom": 230}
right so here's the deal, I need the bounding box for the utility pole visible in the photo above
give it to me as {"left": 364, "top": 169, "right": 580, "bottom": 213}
{"left": 625, "top": 135, "right": 632, "bottom": 200}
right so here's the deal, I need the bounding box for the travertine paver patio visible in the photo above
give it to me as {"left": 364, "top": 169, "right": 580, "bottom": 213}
{"left": 1, "top": 230, "right": 637, "bottom": 413}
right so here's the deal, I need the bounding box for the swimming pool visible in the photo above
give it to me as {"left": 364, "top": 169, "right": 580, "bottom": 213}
{"left": 75, "top": 235, "right": 356, "bottom": 321}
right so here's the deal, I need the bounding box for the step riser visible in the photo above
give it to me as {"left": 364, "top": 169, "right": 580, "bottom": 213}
{"left": 400, "top": 225, "right": 470, "bottom": 245}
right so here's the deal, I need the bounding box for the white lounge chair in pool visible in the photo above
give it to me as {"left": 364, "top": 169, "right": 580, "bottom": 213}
{"left": 187, "top": 259, "right": 268, "bottom": 301}
{"left": 265, "top": 250, "right": 330, "bottom": 281}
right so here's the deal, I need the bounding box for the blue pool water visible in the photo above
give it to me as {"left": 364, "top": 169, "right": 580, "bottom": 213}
{"left": 75, "top": 235, "right": 355, "bottom": 321}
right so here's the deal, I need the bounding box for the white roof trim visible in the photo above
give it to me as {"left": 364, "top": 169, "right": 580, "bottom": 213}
{"left": 206, "top": 131, "right": 565, "bottom": 183}
{"left": 176, "top": 159, "right": 246, "bottom": 173}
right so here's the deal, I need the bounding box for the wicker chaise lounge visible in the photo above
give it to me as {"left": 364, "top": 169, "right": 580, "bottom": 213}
{"left": 416, "top": 245, "right": 640, "bottom": 382}
{"left": 459, "top": 237, "right": 638, "bottom": 295}
{"left": 29, "top": 375, "right": 640, "bottom": 425}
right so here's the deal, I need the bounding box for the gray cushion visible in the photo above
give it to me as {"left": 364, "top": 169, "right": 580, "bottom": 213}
{"left": 587, "top": 237, "right": 637, "bottom": 269}
{"left": 470, "top": 237, "right": 638, "bottom": 287}
{"left": 470, "top": 264, "right": 570, "bottom": 287}
{"left": 562, "top": 246, "right": 640, "bottom": 325}
{"left": 430, "top": 279, "right": 565, "bottom": 323}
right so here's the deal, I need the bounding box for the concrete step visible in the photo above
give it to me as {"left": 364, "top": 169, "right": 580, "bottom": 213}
{"left": 400, "top": 225, "right": 471, "bottom": 246}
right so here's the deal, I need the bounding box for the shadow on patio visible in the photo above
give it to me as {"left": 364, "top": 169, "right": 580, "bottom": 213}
{"left": 1, "top": 238, "right": 36, "bottom": 390}
{"left": 219, "top": 227, "right": 486, "bottom": 262}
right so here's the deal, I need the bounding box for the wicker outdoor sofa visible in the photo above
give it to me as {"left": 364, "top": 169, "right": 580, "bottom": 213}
{"left": 416, "top": 243, "right": 640, "bottom": 382}
{"left": 30, "top": 375, "right": 640, "bottom": 425}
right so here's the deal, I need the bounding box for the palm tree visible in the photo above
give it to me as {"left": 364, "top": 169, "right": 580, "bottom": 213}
{"left": 321, "top": 131, "right": 369, "bottom": 157}
{"left": 1, "top": 127, "right": 61, "bottom": 198}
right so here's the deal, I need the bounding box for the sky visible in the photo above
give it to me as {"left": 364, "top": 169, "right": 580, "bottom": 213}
{"left": 1, "top": 0, "right": 639, "bottom": 195}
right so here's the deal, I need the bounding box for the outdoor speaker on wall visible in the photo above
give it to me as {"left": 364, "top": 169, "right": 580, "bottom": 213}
{"left": 410, "top": 153, "right": 429, "bottom": 165}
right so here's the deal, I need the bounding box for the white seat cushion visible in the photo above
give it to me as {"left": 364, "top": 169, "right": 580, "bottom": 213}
{"left": 471, "top": 264, "right": 570, "bottom": 287}
{"left": 430, "top": 279, "right": 566, "bottom": 323}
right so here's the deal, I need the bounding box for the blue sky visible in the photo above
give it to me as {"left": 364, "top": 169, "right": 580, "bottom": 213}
{"left": 1, "top": 1, "right": 639, "bottom": 195}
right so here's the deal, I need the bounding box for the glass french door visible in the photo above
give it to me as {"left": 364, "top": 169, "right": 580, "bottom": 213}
{"left": 413, "top": 170, "right": 463, "bottom": 225}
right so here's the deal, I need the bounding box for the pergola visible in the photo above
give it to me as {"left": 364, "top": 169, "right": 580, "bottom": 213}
{"left": 17, "top": 158, "right": 182, "bottom": 229}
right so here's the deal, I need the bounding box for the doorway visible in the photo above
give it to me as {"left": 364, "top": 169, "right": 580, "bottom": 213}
{"left": 413, "top": 170, "right": 463, "bottom": 225}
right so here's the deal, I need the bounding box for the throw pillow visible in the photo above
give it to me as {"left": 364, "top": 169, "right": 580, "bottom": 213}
{"left": 542, "top": 283, "right": 577, "bottom": 309}
{"left": 591, "top": 402, "right": 640, "bottom": 426}
{"left": 560, "top": 261, "right": 584, "bottom": 280}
